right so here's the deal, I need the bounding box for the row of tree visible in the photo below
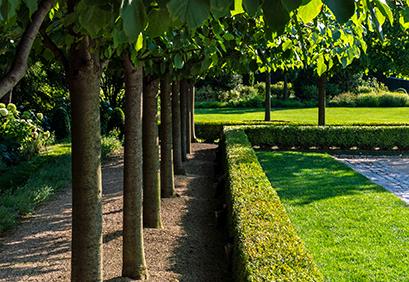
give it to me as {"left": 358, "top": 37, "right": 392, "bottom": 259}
{"left": 0, "top": 0, "right": 404, "bottom": 281}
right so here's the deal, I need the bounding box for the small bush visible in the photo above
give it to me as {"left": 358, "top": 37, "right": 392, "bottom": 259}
{"left": 378, "top": 93, "right": 409, "bottom": 107}
{"left": 51, "top": 107, "right": 71, "bottom": 140}
{"left": 224, "top": 127, "right": 322, "bottom": 281}
{"left": 108, "top": 107, "right": 125, "bottom": 138}
{"left": 330, "top": 92, "right": 357, "bottom": 107}
{"left": 102, "top": 132, "right": 123, "bottom": 158}
{"left": 355, "top": 93, "right": 380, "bottom": 107}
{"left": 299, "top": 84, "right": 318, "bottom": 101}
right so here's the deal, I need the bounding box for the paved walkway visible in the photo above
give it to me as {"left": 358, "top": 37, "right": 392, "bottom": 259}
{"left": 334, "top": 155, "right": 409, "bottom": 204}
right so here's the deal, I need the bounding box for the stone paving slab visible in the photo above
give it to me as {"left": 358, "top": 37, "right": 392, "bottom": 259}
{"left": 334, "top": 155, "right": 409, "bottom": 204}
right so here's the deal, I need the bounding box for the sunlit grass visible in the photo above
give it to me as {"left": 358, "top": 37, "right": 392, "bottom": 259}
{"left": 257, "top": 151, "right": 409, "bottom": 281}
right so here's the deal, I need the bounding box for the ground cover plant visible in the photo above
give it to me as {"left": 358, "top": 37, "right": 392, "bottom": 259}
{"left": 257, "top": 151, "right": 409, "bottom": 281}
{"left": 196, "top": 107, "right": 409, "bottom": 125}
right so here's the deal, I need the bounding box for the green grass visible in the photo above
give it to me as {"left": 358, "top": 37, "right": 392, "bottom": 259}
{"left": 196, "top": 107, "right": 409, "bottom": 124}
{"left": 256, "top": 151, "right": 409, "bottom": 281}
{"left": 0, "top": 135, "right": 122, "bottom": 233}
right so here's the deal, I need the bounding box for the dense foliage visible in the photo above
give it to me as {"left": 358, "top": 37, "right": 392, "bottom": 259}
{"left": 223, "top": 127, "right": 322, "bottom": 281}
{"left": 246, "top": 125, "right": 409, "bottom": 150}
{"left": 0, "top": 103, "right": 51, "bottom": 166}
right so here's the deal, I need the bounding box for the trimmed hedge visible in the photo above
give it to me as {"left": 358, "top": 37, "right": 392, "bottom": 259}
{"left": 246, "top": 125, "right": 409, "bottom": 150}
{"left": 224, "top": 127, "right": 322, "bottom": 281}
{"left": 196, "top": 121, "right": 409, "bottom": 143}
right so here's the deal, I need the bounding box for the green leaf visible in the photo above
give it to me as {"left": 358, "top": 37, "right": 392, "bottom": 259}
{"left": 281, "top": 0, "right": 303, "bottom": 12}
{"left": 317, "top": 54, "right": 327, "bottom": 76}
{"left": 146, "top": 6, "right": 171, "bottom": 38}
{"left": 77, "top": 2, "right": 113, "bottom": 37}
{"left": 242, "top": 0, "right": 261, "bottom": 16}
{"left": 173, "top": 53, "right": 184, "bottom": 69}
{"left": 399, "top": 7, "right": 409, "bottom": 29}
{"left": 374, "top": 0, "right": 393, "bottom": 24}
{"left": 324, "top": 0, "right": 355, "bottom": 23}
{"left": 135, "top": 33, "right": 143, "bottom": 51}
{"left": 120, "top": 0, "right": 147, "bottom": 42}
{"left": 298, "top": 0, "right": 322, "bottom": 23}
{"left": 23, "top": 0, "right": 37, "bottom": 15}
{"left": 210, "top": 0, "right": 231, "bottom": 18}
{"left": 167, "top": 0, "right": 210, "bottom": 29}
{"left": 262, "top": 0, "right": 290, "bottom": 33}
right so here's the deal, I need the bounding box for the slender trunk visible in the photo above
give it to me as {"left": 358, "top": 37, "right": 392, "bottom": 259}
{"left": 160, "top": 73, "right": 175, "bottom": 198}
{"left": 190, "top": 82, "right": 197, "bottom": 142}
{"left": 143, "top": 77, "right": 162, "bottom": 228}
{"left": 180, "top": 80, "right": 188, "bottom": 161}
{"left": 172, "top": 81, "right": 185, "bottom": 175}
{"left": 122, "top": 56, "right": 148, "bottom": 280}
{"left": 264, "top": 72, "right": 271, "bottom": 121}
{"left": 283, "top": 73, "right": 289, "bottom": 100}
{"left": 186, "top": 81, "right": 192, "bottom": 154}
{"left": 318, "top": 76, "right": 326, "bottom": 126}
{"left": 69, "top": 37, "right": 102, "bottom": 282}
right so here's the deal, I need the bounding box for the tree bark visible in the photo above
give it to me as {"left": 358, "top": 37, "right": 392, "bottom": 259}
{"left": 180, "top": 80, "right": 188, "bottom": 161}
{"left": 318, "top": 76, "right": 326, "bottom": 126}
{"left": 143, "top": 77, "right": 162, "bottom": 228}
{"left": 189, "top": 82, "right": 197, "bottom": 142}
{"left": 0, "top": 0, "right": 55, "bottom": 99}
{"left": 185, "top": 81, "right": 192, "bottom": 154}
{"left": 122, "top": 55, "right": 148, "bottom": 280}
{"left": 264, "top": 72, "right": 271, "bottom": 121}
{"left": 171, "top": 80, "right": 185, "bottom": 175}
{"left": 160, "top": 73, "right": 175, "bottom": 198}
{"left": 69, "top": 37, "right": 103, "bottom": 282}
{"left": 283, "top": 73, "right": 289, "bottom": 100}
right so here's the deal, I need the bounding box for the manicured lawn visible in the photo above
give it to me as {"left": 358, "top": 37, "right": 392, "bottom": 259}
{"left": 196, "top": 107, "right": 409, "bottom": 124}
{"left": 256, "top": 151, "right": 409, "bottom": 281}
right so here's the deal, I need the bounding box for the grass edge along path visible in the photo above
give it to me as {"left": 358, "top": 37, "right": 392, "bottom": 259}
{"left": 0, "top": 136, "right": 122, "bottom": 233}
{"left": 257, "top": 151, "right": 409, "bottom": 281}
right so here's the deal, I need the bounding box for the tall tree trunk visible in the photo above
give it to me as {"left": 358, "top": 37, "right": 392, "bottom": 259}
{"left": 172, "top": 80, "right": 185, "bottom": 175}
{"left": 264, "top": 72, "right": 271, "bottom": 121}
{"left": 318, "top": 76, "right": 326, "bottom": 126}
{"left": 180, "top": 80, "right": 188, "bottom": 161}
{"left": 283, "top": 73, "right": 289, "bottom": 100}
{"left": 143, "top": 77, "right": 162, "bottom": 228}
{"left": 160, "top": 73, "right": 175, "bottom": 198}
{"left": 189, "top": 82, "right": 197, "bottom": 142}
{"left": 186, "top": 81, "right": 192, "bottom": 154}
{"left": 122, "top": 56, "right": 148, "bottom": 280}
{"left": 69, "top": 37, "right": 103, "bottom": 282}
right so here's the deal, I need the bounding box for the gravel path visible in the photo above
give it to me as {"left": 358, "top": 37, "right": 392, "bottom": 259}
{"left": 0, "top": 143, "right": 230, "bottom": 281}
{"left": 334, "top": 155, "right": 409, "bottom": 204}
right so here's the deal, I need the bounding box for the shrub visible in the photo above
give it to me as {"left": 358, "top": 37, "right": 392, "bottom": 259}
{"left": 224, "top": 127, "right": 322, "bottom": 281}
{"left": 299, "top": 84, "right": 318, "bottom": 101}
{"left": 51, "top": 107, "right": 71, "bottom": 140}
{"left": 326, "top": 83, "right": 342, "bottom": 97}
{"left": 108, "top": 107, "right": 125, "bottom": 138}
{"left": 245, "top": 125, "right": 409, "bottom": 150}
{"left": 355, "top": 93, "right": 380, "bottom": 107}
{"left": 330, "top": 92, "right": 357, "bottom": 107}
{"left": 378, "top": 92, "right": 409, "bottom": 107}
{"left": 0, "top": 104, "right": 51, "bottom": 165}
{"left": 196, "top": 85, "right": 219, "bottom": 102}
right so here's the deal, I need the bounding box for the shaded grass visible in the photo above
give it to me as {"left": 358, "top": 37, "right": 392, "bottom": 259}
{"left": 0, "top": 136, "right": 122, "bottom": 233}
{"left": 196, "top": 107, "right": 409, "bottom": 124}
{"left": 256, "top": 151, "right": 409, "bottom": 281}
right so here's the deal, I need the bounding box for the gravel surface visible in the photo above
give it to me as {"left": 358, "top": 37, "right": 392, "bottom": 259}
{"left": 0, "top": 143, "right": 230, "bottom": 282}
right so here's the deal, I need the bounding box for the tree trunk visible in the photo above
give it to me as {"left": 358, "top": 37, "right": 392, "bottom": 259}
{"left": 68, "top": 37, "right": 103, "bottom": 282}
{"left": 189, "top": 82, "right": 197, "bottom": 142}
{"left": 318, "top": 76, "right": 326, "bottom": 126}
{"left": 264, "top": 72, "right": 271, "bottom": 121}
{"left": 143, "top": 77, "right": 162, "bottom": 228}
{"left": 122, "top": 56, "right": 148, "bottom": 280}
{"left": 283, "top": 73, "right": 289, "bottom": 100}
{"left": 160, "top": 73, "right": 175, "bottom": 198}
{"left": 171, "top": 80, "right": 185, "bottom": 175}
{"left": 180, "top": 80, "right": 188, "bottom": 161}
{"left": 186, "top": 81, "right": 192, "bottom": 154}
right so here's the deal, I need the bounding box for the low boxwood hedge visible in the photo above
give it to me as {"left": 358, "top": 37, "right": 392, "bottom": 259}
{"left": 196, "top": 121, "right": 409, "bottom": 143}
{"left": 224, "top": 127, "right": 322, "bottom": 281}
{"left": 245, "top": 125, "right": 409, "bottom": 150}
